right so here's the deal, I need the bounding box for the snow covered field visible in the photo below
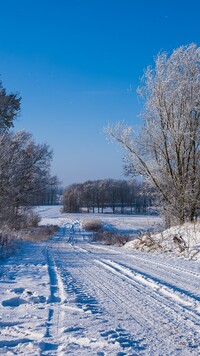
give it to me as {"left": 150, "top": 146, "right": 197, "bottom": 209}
{"left": 37, "top": 205, "right": 163, "bottom": 235}
{"left": 0, "top": 206, "right": 199, "bottom": 355}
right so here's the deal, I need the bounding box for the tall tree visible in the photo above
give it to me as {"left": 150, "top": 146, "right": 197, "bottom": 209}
{"left": 0, "top": 80, "right": 59, "bottom": 228}
{"left": 0, "top": 131, "right": 53, "bottom": 228}
{"left": 0, "top": 81, "right": 21, "bottom": 131}
{"left": 106, "top": 44, "right": 200, "bottom": 225}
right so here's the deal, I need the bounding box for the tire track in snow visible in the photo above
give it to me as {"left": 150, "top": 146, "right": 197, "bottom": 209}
{"left": 121, "top": 252, "right": 200, "bottom": 294}
{"left": 40, "top": 248, "right": 67, "bottom": 355}
{"left": 78, "top": 244, "right": 200, "bottom": 308}
{"left": 44, "top": 249, "right": 119, "bottom": 355}
{"left": 99, "top": 259, "right": 200, "bottom": 307}
{"left": 81, "top": 243, "right": 200, "bottom": 288}
{"left": 63, "top": 250, "right": 200, "bottom": 354}
{"left": 96, "top": 259, "right": 200, "bottom": 328}
{"left": 77, "top": 266, "right": 185, "bottom": 354}
{"left": 53, "top": 256, "right": 149, "bottom": 353}
{"left": 42, "top": 239, "right": 200, "bottom": 355}
{"left": 126, "top": 253, "right": 200, "bottom": 278}
{"left": 100, "top": 265, "right": 198, "bottom": 352}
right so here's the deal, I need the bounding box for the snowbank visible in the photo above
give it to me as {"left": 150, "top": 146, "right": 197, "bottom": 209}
{"left": 124, "top": 222, "right": 200, "bottom": 260}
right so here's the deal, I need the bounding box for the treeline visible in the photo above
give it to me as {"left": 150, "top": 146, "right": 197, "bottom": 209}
{"left": 32, "top": 176, "right": 62, "bottom": 206}
{"left": 62, "top": 179, "right": 155, "bottom": 214}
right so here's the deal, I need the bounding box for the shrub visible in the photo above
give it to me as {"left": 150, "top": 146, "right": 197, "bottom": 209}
{"left": 83, "top": 220, "right": 103, "bottom": 232}
{"left": 0, "top": 229, "right": 19, "bottom": 259}
{"left": 93, "top": 230, "right": 129, "bottom": 246}
{"left": 135, "top": 232, "right": 163, "bottom": 252}
{"left": 21, "top": 211, "right": 41, "bottom": 228}
{"left": 19, "top": 225, "right": 58, "bottom": 242}
{"left": 126, "top": 231, "right": 189, "bottom": 254}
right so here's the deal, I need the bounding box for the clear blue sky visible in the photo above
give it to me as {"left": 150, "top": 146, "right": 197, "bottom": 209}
{"left": 0, "top": 0, "right": 199, "bottom": 186}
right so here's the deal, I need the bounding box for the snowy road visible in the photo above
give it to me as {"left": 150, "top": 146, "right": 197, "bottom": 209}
{"left": 0, "top": 227, "right": 200, "bottom": 355}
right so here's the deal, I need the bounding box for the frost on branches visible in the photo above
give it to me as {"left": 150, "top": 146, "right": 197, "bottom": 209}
{"left": 0, "top": 80, "right": 21, "bottom": 132}
{"left": 0, "top": 131, "right": 53, "bottom": 229}
{"left": 106, "top": 44, "right": 200, "bottom": 226}
{"left": 0, "top": 80, "right": 58, "bottom": 230}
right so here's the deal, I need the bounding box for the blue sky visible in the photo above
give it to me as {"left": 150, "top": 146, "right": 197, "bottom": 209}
{"left": 0, "top": 0, "right": 199, "bottom": 186}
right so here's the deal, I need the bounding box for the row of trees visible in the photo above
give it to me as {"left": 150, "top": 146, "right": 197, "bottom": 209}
{"left": 0, "top": 80, "right": 59, "bottom": 229}
{"left": 62, "top": 179, "right": 155, "bottom": 214}
{"left": 107, "top": 44, "right": 200, "bottom": 226}
{"left": 31, "top": 176, "right": 62, "bottom": 206}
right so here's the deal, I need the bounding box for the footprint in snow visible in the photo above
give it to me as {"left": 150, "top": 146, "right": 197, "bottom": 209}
{"left": 2, "top": 297, "right": 27, "bottom": 307}
{"left": 10, "top": 287, "right": 46, "bottom": 303}
{"left": 100, "top": 328, "right": 147, "bottom": 351}
{"left": 64, "top": 326, "right": 85, "bottom": 334}
{"left": 29, "top": 295, "right": 46, "bottom": 303}
{"left": 12, "top": 287, "right": 25, "bottom": 294}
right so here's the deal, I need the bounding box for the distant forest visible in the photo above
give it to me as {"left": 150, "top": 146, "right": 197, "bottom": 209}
{"left": 62, "top": 179, "right": 156, "bottom": 214}
{"left": 32, "top": 179, "right": 62, "bottom": 206}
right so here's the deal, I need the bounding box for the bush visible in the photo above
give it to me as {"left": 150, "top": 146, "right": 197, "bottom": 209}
{"left": 126, "top": 230, "right": 189, "bottom": 254}
{"left": 20, "top": 211, "right": 41, "bottom": 229}
{"left": 134, "top": 232, "right": 163, "bottom": 252}
{"left": 2, "top": 209, "right": 42, "bottom": 230}
{"left": 93, "top": 230, "right": 129, "bottom": 246}
{"left": 0, "top": 224, "right": 59, "bottom": 260}
{"left": 83, "top": 220, "right": 103, "bottom": 232}
{"left": 0, "top": 229, "right": 19, "bottom": 259}
{"left": 83, "top": 219, "right": 129, "bottom": 246}
{"left": 19, "top": 225, "right": 58, "bottom": 242}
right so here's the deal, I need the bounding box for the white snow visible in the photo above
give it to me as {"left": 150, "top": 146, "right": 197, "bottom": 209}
{"left": 0, "top": 206, "right": 199, "bottom": 355}
{"left": 125, "top": 221, "right": 200, "bottom": 260}
{"left": 36, "top": 205, "right": 163, "bottom": 234}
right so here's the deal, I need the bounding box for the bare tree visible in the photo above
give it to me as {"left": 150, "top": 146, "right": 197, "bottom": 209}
{"left": 106, "top": 44, "right": 200, "bottom": 225}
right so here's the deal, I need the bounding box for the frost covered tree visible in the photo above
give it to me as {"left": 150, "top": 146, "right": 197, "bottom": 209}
{"left": 0, "top": 130, "right": 53, "bottom": 228}
{"left": 62, "top": 183, "right": 83, "bottom": 213}
{"left": 0, "top": 80, "right": 21, "bottom": 131}
{"left": 106, "top": 44, "right": 200, "bottom": 225}
{"left": 62, "top": 179, "right": 152, "bottom": 214}
{"left": 0, "top": 80, "right": 58, "bottom": 229}
{"left": 35, "top": 175, "right": 61, "bottom": 205}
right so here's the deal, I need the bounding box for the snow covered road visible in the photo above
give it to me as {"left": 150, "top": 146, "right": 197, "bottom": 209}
{"left": 0, "top": 228, "right": 200, "bottom": 355}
